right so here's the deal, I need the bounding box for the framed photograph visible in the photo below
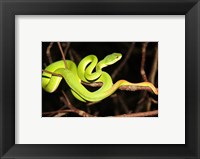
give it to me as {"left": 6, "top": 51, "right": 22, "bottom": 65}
{"left": 0, "top": 0, "right": 199, "bottom": 158}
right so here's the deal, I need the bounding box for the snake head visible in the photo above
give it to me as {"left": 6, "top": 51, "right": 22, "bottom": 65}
{"left": 104, "top": 53, "right": 122, "bottom": 65}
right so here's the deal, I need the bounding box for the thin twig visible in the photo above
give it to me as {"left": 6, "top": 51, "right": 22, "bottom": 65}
{"left": 112, "top": 95, "right": 120, "bottom": 115}
{"left": 87, "top": 101, "right": 101, "bottom": 106}
{"left": 42, "top": 69, "right": 62, "bottom": 77}
{"left": 136, "top": 93, "right": 148, "bottom": 111}
{"left": 60, "top": 91, "right": 94, "bottom": 117}
{"left": 42, "top": 109, "right": 72, "bottom": 115}
{"left": 63, "top": 42, "right": 71, "bottom": 56}
{"left": 45, "top": 104, "right": 68, "bottom": 117}
{"left": 151, "top": 97, "right": 158, "bottom": 104}
{"left": 68, "top": 49, "right": 75, "bottom": 62}
{"left": 57, "top": 107, "right": 94, "bottom": 117}
{"left": 140, "top": 42, "right": 148, "bottom": 82}
{"left": 81, "top": 81, "right": 102, "bottom": 87}
{"left": 149, "top": 46, "right": 158, "bottom": 84}
{"left": 69, "top": 48, "right": 82, "bottom": 63}
{"left": 146, "top": 97, "right": 152, "bottom": 111}
{"left": 111, "top": 42, "right": 135, "bottom": 79}
{"left": 46, "top": 42, "right": 54, "bottom": 64}
{"left": 61, "top": 90, "right": 76, "bottom": 110}
{"left": 118, "top": 95, "right": 129, "bottom": 114}
{"left": 147, "top": 46, "right": 158, "bottom": 111}
{"left": 54, "top": 113, "right": 67, "bottom": 117}
{"left": 57, "top": 42, "right": 68, "bottom": 69}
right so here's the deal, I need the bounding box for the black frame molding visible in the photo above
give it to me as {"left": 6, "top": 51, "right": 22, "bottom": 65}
{"left": 0, "top": 0, "right": 200, "bottom": 158}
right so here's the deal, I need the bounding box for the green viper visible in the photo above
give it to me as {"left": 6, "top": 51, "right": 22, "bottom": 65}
{"left": 42, "top": 53, "right": 158, "bottom": 102}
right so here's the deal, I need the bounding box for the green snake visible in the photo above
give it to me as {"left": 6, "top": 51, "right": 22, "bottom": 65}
{"left": 42, "top": 53, "right": 158, "bottom": 102}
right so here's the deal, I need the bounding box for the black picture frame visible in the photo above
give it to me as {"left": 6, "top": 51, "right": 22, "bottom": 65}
{"left": 0, "top": 0, "right": 199, "bottom": 158}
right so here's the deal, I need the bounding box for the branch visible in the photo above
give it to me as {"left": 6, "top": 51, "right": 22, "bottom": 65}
{"left": 115, "top": 110, "right": 158, "bottom": 117}
{"left": 82, "top": 81, "right": 157, "bottom": 94}
{"left": 57, "top": 42, "right": 68, "bottom": 69}
{"left": 43, "top": 109, "right": 158, "bottom": 117}
{"left": 46, "top": 42, "right": 54, "bottom": 64}
{"left": 43, "top": 109, "right": 94, "bottom": 117}
{"left": 63, "top": 42, "right": 71, "bottom": 56}
{"left": 69, "top": 49, "right": 82, "bottom": 63}
{"left": 117, "top": 95, "right": 129, "bottom": 114}
{"left": 42, "top": 69, "right": 62, "bottom": 77}
{"left": 147, "top": 46, "right": 158, "bottom": 111}
{"left": 140, "top": 42, "right": 148, "bottom": 82}
{"left": 61, "top": 90, "right": 76, "bottom": 110}
{"left": 149, "top": 46, "right": 158, "bottom": 84}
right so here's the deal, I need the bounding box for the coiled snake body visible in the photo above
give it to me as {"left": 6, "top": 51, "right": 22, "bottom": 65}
{"left": 42, "top": 53, "right": 158, "bottom": 102}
